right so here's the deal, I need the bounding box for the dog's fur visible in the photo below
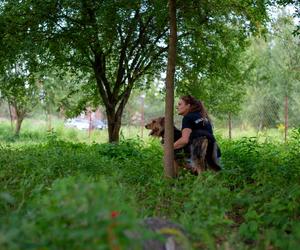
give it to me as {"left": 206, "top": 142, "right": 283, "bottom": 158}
{"left": 145, "top": 117, "right": 181, "bottom": 143}
{"left": 145, "top": 117, "right": 221, "bottom": 174}
{"left": 190, "top": 134, "right": 221, "bottom": 174}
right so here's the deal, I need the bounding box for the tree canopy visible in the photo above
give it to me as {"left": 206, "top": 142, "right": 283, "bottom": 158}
{"left": 0, "top": 0, "right": 295, "bottom": 141}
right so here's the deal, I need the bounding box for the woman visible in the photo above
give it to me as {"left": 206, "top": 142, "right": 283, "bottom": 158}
{"left": 174, "top": 95, "right": 221, "bottom": 172}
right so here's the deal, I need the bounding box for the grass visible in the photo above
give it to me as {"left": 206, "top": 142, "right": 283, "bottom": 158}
{"left": 0, "top": 117, "right": 291, "bottom": 145}
{"left": 0, "top": 120, "right": 300, "bottom": 249}
{"left": 215, "top": 126, "right": 289, "bottom": 143}
{"left": 0, "top": 118, "right": 150, "bottom": 145}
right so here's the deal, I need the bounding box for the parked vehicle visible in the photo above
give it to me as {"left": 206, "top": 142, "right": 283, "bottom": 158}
{"left": 64, "top": 118, "right": 107, "bottom": 130}
{"left": 92, "top": 120, "right": 108, "bottom": 130}
{"left": 64, "top": 119, "right": 90, "bottom": 130}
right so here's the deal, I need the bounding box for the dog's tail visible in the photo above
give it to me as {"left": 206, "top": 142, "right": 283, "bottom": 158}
{"left": 208, "top": 142, "right": 222, "bottom": 171}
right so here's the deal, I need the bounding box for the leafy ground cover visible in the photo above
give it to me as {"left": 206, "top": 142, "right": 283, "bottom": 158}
{"left": 0, "top": 123, "right": 299, "bottom": 249}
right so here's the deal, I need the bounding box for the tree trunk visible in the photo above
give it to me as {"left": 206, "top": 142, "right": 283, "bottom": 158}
{"left": 164, "top": 0, "right": 177, "bottom": 178}
{"left": 106, "top": 109, "right": 122, "bottom": 143}
{"left": 284, "top": 95, "right": 288, "bottom": 142}
{"left": 93, "top": 52, "right": 133, "bottom": 143}
{"left": 228, "top": 112, "right": 232, "bottom": 140}
{"left": 46, "top": 108, "right": 52, "bottom": 132}
{"left": 15, "top": 116, "right": 24, "bottom": 137}
{"left": 8, "top": 101, "right": 14, "bottom": 132}
{"left": 140, "top": 95, "right": 145, "bottom": 138}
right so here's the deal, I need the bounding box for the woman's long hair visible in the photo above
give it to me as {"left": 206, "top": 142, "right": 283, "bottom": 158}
{"left": 180, "top": 95, "right": 211, "bottom": 122}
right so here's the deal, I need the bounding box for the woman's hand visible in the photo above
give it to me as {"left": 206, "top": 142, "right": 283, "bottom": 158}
{"left": 174, "top": 128, "right": 192, "bottom": 149}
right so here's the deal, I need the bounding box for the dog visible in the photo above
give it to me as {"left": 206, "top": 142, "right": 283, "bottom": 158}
{"left": 145, "top": 117, "right": 221, "bottom": 174}
{"left": 145, "top": 117, "right": 181, "bottom": 143}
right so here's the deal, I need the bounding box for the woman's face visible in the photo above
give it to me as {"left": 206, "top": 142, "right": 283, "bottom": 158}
{"left": 176, "top": 99, "right": 190, "bottom": 116}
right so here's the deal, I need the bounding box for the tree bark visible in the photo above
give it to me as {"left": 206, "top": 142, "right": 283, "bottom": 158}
{"left": 284, "top": 95, "right": 288, "bottom": 142}
{"left": 164, "top": 0, "right": 177, "bottom": 178}
{"left": 8, "top": 101, "right": 14, "bottom": 132}
{"left": 46, "top": 107, "right": 52, "bottom": 132}
{"left": 15, "top": 113, "right": 25, "bottom": 137}
{"left": 228, "top": 112, "right": 232, "bottom": 140}
{"left": 106, "top": 108, "right": 122, "bottom": 143}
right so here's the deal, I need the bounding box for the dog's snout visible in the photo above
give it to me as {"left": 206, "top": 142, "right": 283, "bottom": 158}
{"left": 145, "top": 123, "right": 151, "bottom": 129}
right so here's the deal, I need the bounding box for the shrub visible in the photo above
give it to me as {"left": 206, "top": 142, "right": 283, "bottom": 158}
{"left": 0, "top": 176, "right": 141, "bottom": 250}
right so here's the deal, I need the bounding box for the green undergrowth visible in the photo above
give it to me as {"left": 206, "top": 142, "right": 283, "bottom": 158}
{"left": 0, "top": 128, "right": 300, "bottom": 249}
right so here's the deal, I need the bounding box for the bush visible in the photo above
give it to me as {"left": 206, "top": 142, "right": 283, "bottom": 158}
{"left": 0, "top": 176, "right": 141, "bottom": 250}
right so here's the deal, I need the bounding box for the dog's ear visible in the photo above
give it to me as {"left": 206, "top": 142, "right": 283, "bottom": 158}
{"left": 159, "top": 117, "right": 165, "bottom": 126}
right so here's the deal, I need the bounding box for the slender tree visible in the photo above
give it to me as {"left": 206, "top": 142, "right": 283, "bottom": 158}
{"left": 0, "top": 60, "right": 39, "bottom": 136}
{"left": 164, "top": 0, "right": 177, "bottom": 178}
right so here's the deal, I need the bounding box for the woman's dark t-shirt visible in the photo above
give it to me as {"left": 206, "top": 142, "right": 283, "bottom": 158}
{"left": 181, "top": 112, "right": 213, "bottom": 135}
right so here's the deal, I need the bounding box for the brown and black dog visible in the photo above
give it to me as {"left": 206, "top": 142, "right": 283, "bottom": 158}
{"left": 145, "top": 117, "right": 221, "bottom": 174}
{"left": 145, "top": 117, "right": 181, "bottom": 142}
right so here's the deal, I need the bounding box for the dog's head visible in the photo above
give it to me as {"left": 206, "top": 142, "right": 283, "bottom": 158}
{"left": 145, "top": 117, "right": 165, "bottom": 137}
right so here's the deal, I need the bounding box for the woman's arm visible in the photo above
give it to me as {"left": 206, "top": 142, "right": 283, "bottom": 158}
{"left": 174, "top": 128, "right": 192, "bottom": 149}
